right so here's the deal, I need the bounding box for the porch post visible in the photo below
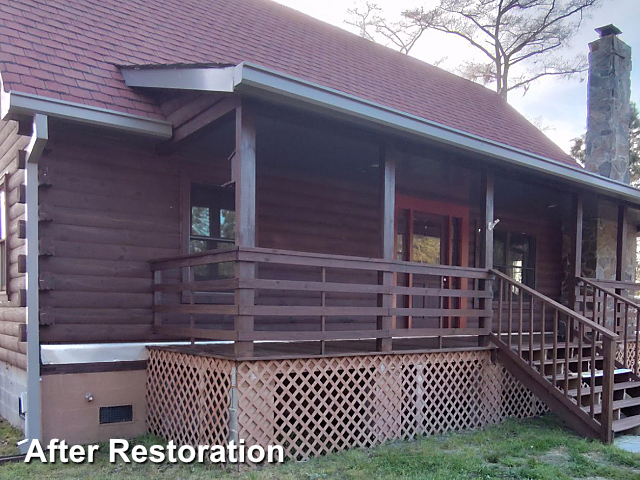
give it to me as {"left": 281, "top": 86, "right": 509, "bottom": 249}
{"left": 569, "top": 194, "right": 583, "bottom": 311}
{"left": 616, "top": 204, "right": 628, "bottom": 284}
{"left": 481, "top": 171, "right": 494, "bottom": 270}
{"left": 377, "top": 145, "right": 395, "bottom": 352}
{"left": 480, "top": 171, "right": 494, "bottom": 346}
{"left": 234, "top": 103, "right": 256, "bottom": 357}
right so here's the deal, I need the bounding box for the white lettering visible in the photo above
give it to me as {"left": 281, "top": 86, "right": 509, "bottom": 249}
{"left": 177, "top": 445, "right": 196, "bottom": 463}
{"left": 87, "top": 444, "right": 99, "bottom": 463}
{"left": 247, "top": 445, "right": 265, "bottom": 463}
{"left": 209, "top": 445, "right": 226, "bottom": 463}
{"left": 68, "top": 445, "right": 85, "bottom": 463}
{"left": 268, "top": 445, "right": 284, "bottom": 463}
{"left": 130, "top": 445, "right": 147, "bottom": 463}
{"left": 148, "top": 444, "right": 164, "bottom": 463}
{"left": 24, "top": 440, "right": 47, "bottom": 463}
{"left": 109, "top": 439, "right": 130, "bottom": 463}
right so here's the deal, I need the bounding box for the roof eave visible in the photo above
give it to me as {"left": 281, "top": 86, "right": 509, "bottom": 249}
{"left": 0, "top": 77, "right": 172, "bottom": 140}
{"left": 120, "top": 62, "right": 640, "bottom": 204}
{"left": 234, "top": 62, "right": 640, "bottom": 204}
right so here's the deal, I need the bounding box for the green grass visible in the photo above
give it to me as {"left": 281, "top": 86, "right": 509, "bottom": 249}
{"left": 0, "top": 414, "right": 639, "bottom": 479}
{"left": 0, "top": 420, "right": 20, "bottom": 457}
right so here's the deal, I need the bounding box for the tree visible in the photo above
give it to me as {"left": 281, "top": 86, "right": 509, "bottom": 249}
{"left": 570, "top": 102, "right": 640, "bottom": 185}
{"left": 346, "top": 0, "right": 603, "bottom": 100}
{"left": 345, "top": 2, "right": 432, "bottom": 54}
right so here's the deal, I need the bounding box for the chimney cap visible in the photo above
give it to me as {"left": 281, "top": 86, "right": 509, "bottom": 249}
{"left": 595, "top": 24, "right": 622, "bottom": 37}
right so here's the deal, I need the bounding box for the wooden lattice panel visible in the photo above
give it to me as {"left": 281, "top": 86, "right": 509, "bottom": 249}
{"left": 617, "top": 341, "right": 640, "bottom": 372}
{"left": 235, "top": 351, "right": 546, "bottom": 460}
{"left": 146, "top": 349, "right": 234, "bottom": 447}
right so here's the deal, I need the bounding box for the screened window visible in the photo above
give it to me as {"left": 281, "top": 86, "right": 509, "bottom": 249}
{"left": 493, "top": 230, "right": 536, "bottom": 288}
{"left": 189, "top": 183, "right": 235, "bottom": 280}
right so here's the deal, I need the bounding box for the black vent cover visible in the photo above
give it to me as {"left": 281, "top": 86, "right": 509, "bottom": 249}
{"left": 99, "top": 405, "right": 133, "bottom": 424}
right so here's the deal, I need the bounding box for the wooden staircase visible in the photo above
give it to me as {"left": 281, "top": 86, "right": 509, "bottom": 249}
{"left": 490, "top": 270, "right": 640, "bottom": 443}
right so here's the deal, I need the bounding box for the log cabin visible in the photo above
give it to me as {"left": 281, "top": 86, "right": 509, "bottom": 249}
{"left": 0, "top": 1, "right": 639, "bottom": 458}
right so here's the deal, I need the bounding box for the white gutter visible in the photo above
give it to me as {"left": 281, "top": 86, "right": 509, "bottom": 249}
{"left": 40, "top": 341, "right": 228, "bottom": 365}
{"left": 17, "top": 114, "right": 48, "bottom": 454}
{"left": 233, "top": 62, "right": 640, "bottom": 204}
{"left": 0, "top": 85, "right": 172, "bottom": 139}
{"left": 121, "top": 62, "right": 640, "bottom": 204}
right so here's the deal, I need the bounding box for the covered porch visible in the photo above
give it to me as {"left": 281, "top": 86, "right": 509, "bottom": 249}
{"left": 147, "top": 96, "right": 640, "bottom": 361}
{"left": 142, "top": 94, "right": 640, "bottom": 453}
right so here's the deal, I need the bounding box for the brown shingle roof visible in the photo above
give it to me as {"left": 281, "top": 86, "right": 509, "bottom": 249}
{"left": 0, "top": 0, "right": 576, "bottom": 165}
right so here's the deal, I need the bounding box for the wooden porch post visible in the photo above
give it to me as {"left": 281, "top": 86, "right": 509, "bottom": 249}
{"left": 569, "top": 194, "right": 583, "bottom": 312}
{"left": 482, "top": 171, "right": 495, "bottom": 270}
{"left": 377, "top": 145, "right": 395, "bottom": 352}
{"left": 616, "top": 204, "right": 628, "bottom": 284}
{"left": 234, "top": 103, "right": 256, "bottom": 357}
{"left": 480, "top": 171, "right": 494, "bottom": 346}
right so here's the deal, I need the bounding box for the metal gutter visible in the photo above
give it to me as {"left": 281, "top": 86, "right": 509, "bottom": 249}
{"left": 119, "top": 61, "right": 640, "bottom": 203}
{"left": 40, "top": 341, "right": 228, "bottom": 365}
{"left": 17, "top": 114, "right": 48, "bottom": 454}
{"left": 232, "top": 62, "right": 640, "bottom": 204}
{"left": 1, "top": 89, "right": 172, "bottom": 139}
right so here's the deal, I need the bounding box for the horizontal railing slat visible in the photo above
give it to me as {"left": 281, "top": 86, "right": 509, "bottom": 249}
{"left": 153, "top": 326, "right": 237, "bottom": 341}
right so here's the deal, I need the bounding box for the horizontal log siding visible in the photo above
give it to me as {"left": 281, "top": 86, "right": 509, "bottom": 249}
{"left": 38, "top": 127, "right": 230, "bottom": 343}
{"left": 0, "top": 119, "right": 28, "bottom": 369}
{"left": 38, "top": 127, "right": 383, "bottom": 342}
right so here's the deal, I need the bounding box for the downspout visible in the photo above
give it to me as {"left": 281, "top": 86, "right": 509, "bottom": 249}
{"left": 17, "top": 114, "right": 48, "bottom": 453}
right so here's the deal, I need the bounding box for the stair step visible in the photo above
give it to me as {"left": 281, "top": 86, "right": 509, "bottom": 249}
{"left": 517, "top": 341, "right": 601, "bottom": 351}
{"left": 612, "top": 415, "right": 640, "bottom": 433}
{"left": 566, "top": 380, "right": 640, "bottom": 397}
{"left": 581, "top": 396, "right": 640, "bottom": 415}
{"left": 532, "top": 356, "right": 603, "bottom": 366}
{"left": 581, "top": 368, "right": 633, "bottom": 379}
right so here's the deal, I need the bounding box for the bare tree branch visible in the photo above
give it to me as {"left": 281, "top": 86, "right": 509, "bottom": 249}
{"left": 347, "top": 0, "right": 604, "bottom": 100}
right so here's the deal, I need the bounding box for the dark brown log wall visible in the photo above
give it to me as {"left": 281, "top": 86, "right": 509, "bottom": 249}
{"left": 36, "top": 121, "right": 564, "bottom": 344}
{"left": 38, "top": 126, "right": 230, "bottom": 343}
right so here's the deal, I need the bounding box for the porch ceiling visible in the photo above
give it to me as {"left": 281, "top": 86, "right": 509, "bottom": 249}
{"left": 120, "top": 63, "right": 640, "bottom": 207}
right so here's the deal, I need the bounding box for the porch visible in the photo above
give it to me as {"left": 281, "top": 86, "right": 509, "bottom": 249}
{"left": 141, "top": 98, "right": 640, "bottom": 454}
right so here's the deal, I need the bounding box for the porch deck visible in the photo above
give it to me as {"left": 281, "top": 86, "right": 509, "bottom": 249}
{"left": 151, "top": 337, "right": 492, "bottom": 361}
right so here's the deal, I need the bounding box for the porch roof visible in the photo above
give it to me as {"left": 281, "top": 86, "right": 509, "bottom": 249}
{"left": 0, "top": 0, "right": 572, "bottom": 165}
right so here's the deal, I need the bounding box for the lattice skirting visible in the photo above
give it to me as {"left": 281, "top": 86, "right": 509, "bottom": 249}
{"left": 617, "top": 341, "right": 639, "bottom": 372}
{"left": 147, "top": 349, "right": 546, "bottom": 461}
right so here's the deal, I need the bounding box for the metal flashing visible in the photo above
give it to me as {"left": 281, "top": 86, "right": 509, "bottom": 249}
{"left": 121, "top": 65, "right": 236, "bottom": 92}
{"left": 121, "top": 61, "right": 640, "bottom": 203}
{"left": 1, "top": 88, "right": 172, "bottom": 139}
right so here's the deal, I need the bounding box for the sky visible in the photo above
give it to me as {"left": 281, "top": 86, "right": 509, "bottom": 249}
{"left": 273, "top": 0, "right": 640, "bottom": 153}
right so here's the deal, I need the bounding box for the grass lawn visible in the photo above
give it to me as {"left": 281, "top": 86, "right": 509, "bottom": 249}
{"left": 0, "top": 420, "right": 20, "bottom": 457}
{"left": 0, "top": 414, "right": 639, "bottom": 480}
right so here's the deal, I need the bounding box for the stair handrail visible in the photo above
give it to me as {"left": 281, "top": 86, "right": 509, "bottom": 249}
{"left": 491, "top": 270, "right": 618, "bottom": 340}
{"left": 576, "top": 277, "right": 640, "bottom": 377}
{"left": 578, "top": 276, "right": 640, "bottom": 314}
{"left": 491, "top": 269, "right": 618, "bottom": 443}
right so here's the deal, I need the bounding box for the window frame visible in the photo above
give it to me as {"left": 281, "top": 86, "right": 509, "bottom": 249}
{"left": 493, "top": 228, "right": 537, "bottom": 291}
{"left": 180, "top": 172, "right": 236, "bottom": 256}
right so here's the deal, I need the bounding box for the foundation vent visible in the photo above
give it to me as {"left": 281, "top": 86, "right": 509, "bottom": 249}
{"left": 99, "top": 405, "right": 133, "bottom": 424}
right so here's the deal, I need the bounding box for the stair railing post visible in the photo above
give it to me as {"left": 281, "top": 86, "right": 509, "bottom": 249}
{"left": 601, "top": 335, "right": 616, "bottom": 443}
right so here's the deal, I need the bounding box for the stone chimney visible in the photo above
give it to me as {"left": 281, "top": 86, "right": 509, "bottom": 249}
{"left": 584, "top": 24, "right": 632, "bottom": 183}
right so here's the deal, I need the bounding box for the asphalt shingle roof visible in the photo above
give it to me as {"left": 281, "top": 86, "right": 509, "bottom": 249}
{"left": 0, "top": 0, "right": 576, "bottom": 165}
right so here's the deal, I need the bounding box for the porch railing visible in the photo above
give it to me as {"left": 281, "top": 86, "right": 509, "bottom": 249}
{"left": 577, "top": 277, "right": 640, "bottom": 375}
{"left": 491, "top": 269, "right": 619, "bottom": 441}
{"left": 150, "top": 246, "right": 493, "bottom": 353}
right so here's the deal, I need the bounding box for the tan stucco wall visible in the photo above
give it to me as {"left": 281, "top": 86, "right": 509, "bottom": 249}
{"left": 41, "top": 369, "right": 147, "bottom": 445}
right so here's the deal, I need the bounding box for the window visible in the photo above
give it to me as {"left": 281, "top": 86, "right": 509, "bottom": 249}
{"left": 493, "top": 230, "right": 536, "bottom": 288}
{"left": 189, "top": 183, "right": 235, "bottom": 280}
